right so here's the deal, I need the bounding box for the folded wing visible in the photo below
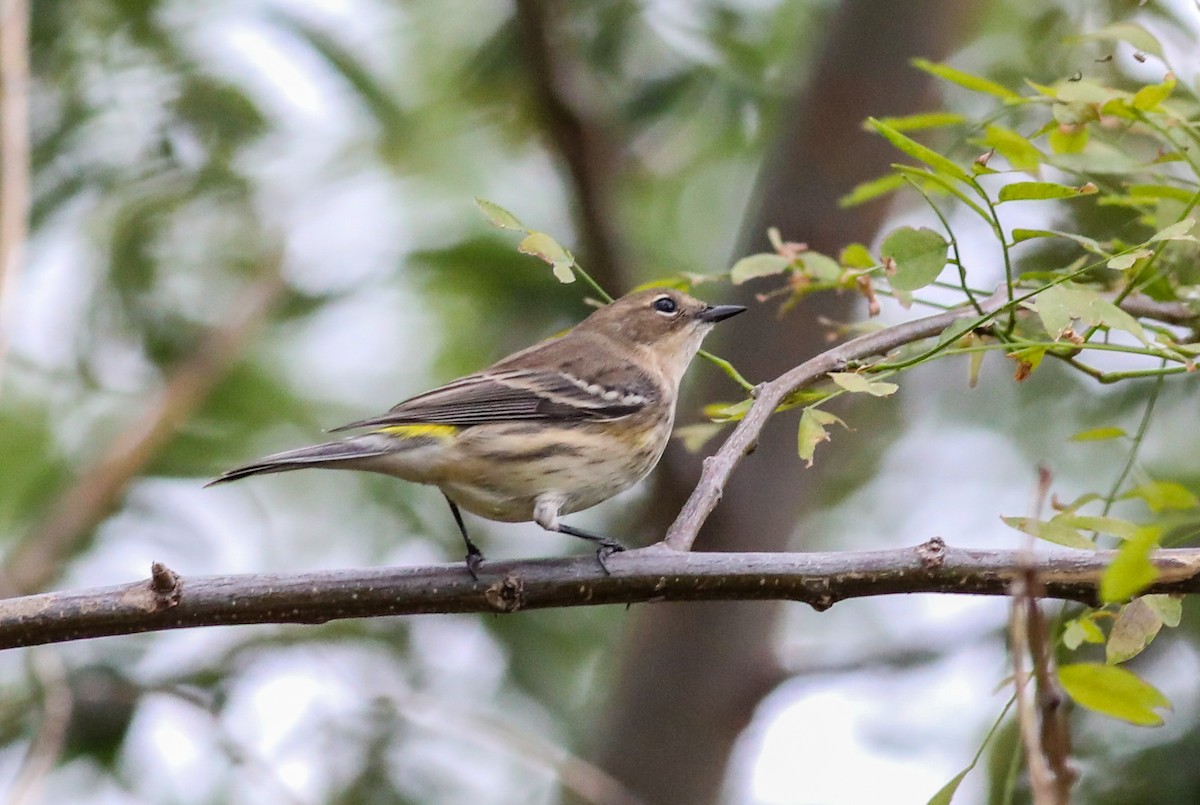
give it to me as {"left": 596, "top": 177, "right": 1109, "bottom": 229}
{"left": 330, "top": 368, "right": 656, "bottom": 431}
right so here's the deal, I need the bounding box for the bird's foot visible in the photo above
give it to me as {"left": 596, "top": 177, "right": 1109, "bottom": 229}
{"left": 552, "top": 522, "right": 628, "bottom": 574}
{"left": 465, "top": 547, "right": 484, "bottom": 581}
{"left": 595, "top": 539, "right": 626, "bottom": 575}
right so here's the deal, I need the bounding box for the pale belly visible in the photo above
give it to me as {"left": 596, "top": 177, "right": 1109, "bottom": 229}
{"left": 433, "top": 419, "right": 671, "bottom": 523}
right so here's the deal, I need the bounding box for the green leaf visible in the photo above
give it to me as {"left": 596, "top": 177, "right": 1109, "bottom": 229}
{"left": 982, "top": 125, "right": 1043, "bottom": 172}
{"left": 839, "top": 173, "right": 907, "bottom": 208}
{"left": 1127, "top": 184, "right": 1196, "bottom": 204}
{"left": 1011, "top": 228, "right": 1054, "bottom": 243}
{"left": 1055, "top": 492, "right": 1103, "bottom": 514}
{"left": 705, "top": 398, "right": 753, "bottom": 422}
{"left": 1059, "top": 662, "right": 1170, "bottom": 726}
{"left": 873, "top": 111, "right": 967, "bottom": 131}
{"left": 998, "top": 181, "right": 1098, "bottom": 202}
{"left": 1048, "top": 124, "right": 1089, "bottom": 155}
{"left": 1008, "top": 345, "right": 1047, "bottom": 378}
{"left": 799, "top": 252, "right": 842, "bottom": 282}
{"left": 1079, "top": 23, "right": 1164, "bottom": 57}
{"left": 1094, "top": 298, "right": 1147, "bottom": 343}
{"left": 730, "top": 253, "right": 791, "bottom": 285}
{"left": 1063, "top": 615, "right": 1106, "bottom": 650}
{"left": 867, "top": 118, "right": 971, "bottom": 183}
{"left": 1070, "top": 426, "right": 1128, "bottom": 442}
{"left": 880, "top": 226, "right": 948, "bottom": 291}
{"left": 1107, "top": 597, "right": 1164, "bottom": 664}
{"left": 1143, "top": 594, "right": 1182, "bottom": 628}
{"left": 674, "top": 423, "right": 724, "bottom": 453}
{"left": 1001, "top": 516, "right": 1095, "bottom": 550}
{"left": 1032, "top": 284, "right": 1149, "bottom": 344}
{"left": 936, "top": 317, "right": 976, "bottom": 348}
{"left": 1107, "top": 249, "right": 1153, "bottom": 270}
{"left": 910, "top": 58, "right": 1021, "bottom": 100}
{"left": 1133, "top": 74, "right": 1176, "bottom": 111}
{"left": 517, "top": 232, "right": 575, "bottom": 283}
{"left": 839, "top": 243, "right": 876, "bottom": 269}
{"left": 1101, "top": 526, "right": 1161, "bottom": 603}
{"left": 1049, "top": 144, "right": 1145, "bottom": 175}
{"left": 1123, "top": 481, "right": 1200, "bottom": 512}
{"left": 1010, "top": 228, "right": 1108, "bottom": 255}
{"left": 475, "top": 198, "right": 527, "bottom": 231}
{"left": 1149, "top": 217, "right": 1196, "bottom": 243}
{"left": 1054, "top": 514, "right": 1139, "bottom": 541}
{"left": 798, "top": 408, "right": 845, "bottom": 467}
{"left": 829, "top": 372, "right": 899, "bottom": 397}
{"left": 631, "top": 276, "right": 692, "bottom": 293}
{"left": 925, "top": 768, "right": 970, "bottom": 805}
{"left": 698, "top": 349, "right": 755, "bottom": 393}
{"left": 1029, "top": 284, "right": 1084, "bottom": 335}
{"left": 1054, "top": 78, "right": 1112, "bottom": 105}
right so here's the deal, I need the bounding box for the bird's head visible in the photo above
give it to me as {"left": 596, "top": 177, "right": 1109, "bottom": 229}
{"left": 578, "top": 288, "right": 745, "bottom": 379}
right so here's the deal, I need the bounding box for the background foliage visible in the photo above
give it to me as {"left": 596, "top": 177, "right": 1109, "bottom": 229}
{"left": 3, "top": 1, "right": 1200, "bottom": 803}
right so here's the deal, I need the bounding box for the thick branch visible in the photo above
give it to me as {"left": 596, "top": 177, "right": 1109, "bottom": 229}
{"left": 4, "top": 542, "right": 1200, "bottom": 649}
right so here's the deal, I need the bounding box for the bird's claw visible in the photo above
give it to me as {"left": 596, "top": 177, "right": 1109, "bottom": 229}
{"left": 465, "top": 549, "right": 484, "bottom": 581}
{"left": 595, "top": 540, "right": 626, "bottom": 575}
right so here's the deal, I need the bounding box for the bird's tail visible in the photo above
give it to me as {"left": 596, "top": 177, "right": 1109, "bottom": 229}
{"left": 205, "top": 437, "right": 393, "bottom": 487}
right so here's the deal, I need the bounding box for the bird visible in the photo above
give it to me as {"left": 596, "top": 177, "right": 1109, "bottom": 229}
{"left": 207, "top": 288, "right": 745, "bottom": 575}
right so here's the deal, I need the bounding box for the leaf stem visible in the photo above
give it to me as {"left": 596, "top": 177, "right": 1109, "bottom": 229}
{"left": 1100, "top": 367, "right": 1166, "bottom": 517}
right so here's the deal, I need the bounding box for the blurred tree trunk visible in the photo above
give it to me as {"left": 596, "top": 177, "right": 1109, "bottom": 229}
{"left": 590, "top": 2, "right": 986, "bottom": 803}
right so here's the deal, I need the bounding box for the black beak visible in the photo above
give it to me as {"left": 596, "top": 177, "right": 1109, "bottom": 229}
{"left": 697, "top": 304, "right": 746, "bottom": 323}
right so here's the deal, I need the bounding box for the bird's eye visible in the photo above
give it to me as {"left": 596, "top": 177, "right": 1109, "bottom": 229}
{"left": 652, "top": 296, "right": 678, "bottom": 315}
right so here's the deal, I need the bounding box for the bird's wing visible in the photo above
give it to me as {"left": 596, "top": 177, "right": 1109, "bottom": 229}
{"left": 330, "top": 368, "right": 657, "bottom": 431}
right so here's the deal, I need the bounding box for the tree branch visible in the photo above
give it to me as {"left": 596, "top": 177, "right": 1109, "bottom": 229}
{"left": 663, "top": 289, "right": 1199, "bottom": 553}
{"left": 663, "top": 290, "right": 1008, "bottom": 551}
{"left": 1119, "top": 293, "right": 1199, "bottom": 328}
{"left": 4, "top": 541, "right": 1200, "bottom": 649}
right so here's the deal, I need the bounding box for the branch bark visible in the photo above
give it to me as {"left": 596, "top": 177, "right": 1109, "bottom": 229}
{"left": 4, "top": 542, "right": 1200, "bottom": 650}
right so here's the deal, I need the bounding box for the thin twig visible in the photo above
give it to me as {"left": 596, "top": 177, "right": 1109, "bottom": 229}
{"left": 3, "top": 542, "right": 1200, "bottom": 649}
{"left": 1010, "top": 570, "right": 1056, "bottom": 804}
{"left": 5, "top": 649, "right": 72, "bottom": 805}
{"left": 1028, "top": 588, "right": 1074, "bottom": 802}
{"left": 1011, "top": 466, "right": 1073, "bottom": 805}
{"left": 0, "top": 0, "right": 30, "bottom": 389}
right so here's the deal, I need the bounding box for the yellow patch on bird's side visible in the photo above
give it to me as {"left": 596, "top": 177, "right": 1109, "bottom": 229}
{"left": 377, "top": 424, "right": 459, "bottom": 439}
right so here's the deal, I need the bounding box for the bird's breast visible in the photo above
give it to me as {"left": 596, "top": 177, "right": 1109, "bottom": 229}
{"left": 434, "top": 410, "right": 675, "bottom": 522}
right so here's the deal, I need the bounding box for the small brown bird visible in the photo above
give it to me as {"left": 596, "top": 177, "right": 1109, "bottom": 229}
{"left": 208, "top": 288, "right": 744, "bottom": 573}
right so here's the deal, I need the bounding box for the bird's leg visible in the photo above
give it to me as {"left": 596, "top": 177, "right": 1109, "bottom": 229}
{"left": 556, "top": 524, "right": 626, "bottom": 573}
{"left": 443, "top": 494, "right": 483, "bottom": 580}
{"left": 534, "top": 497, "right": 626, "bottom": 574}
